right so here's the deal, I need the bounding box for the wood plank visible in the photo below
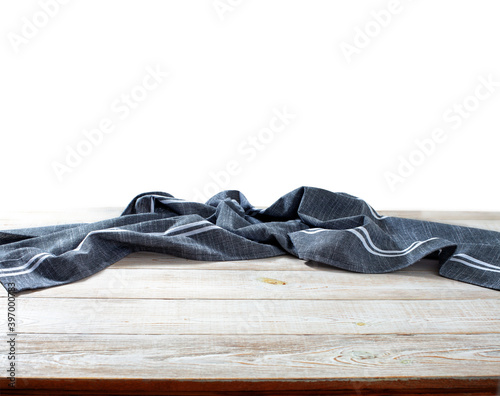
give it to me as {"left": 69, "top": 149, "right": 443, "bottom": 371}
{"left": 380, "top": 210, "right": 500, "bottom": 221}
{"left": 428, "top": 219, "right": 500, "bottom": 232}
{"left": 110, "top": 253, "right": 441, "bottom": 272}
{"left": 8, "top": 298, "right": 500, "bottom": 335}
{"left": 113, "top": 253, "right": 313, "bottom": 270}
{"left": 3, "top": 334, "right": 499, "bottom": 379}
{"left": 0, "top": 208, "right": 122, "bottom": 230}
{"left": 1, "top": 265, "right": 494, "bottom": 300}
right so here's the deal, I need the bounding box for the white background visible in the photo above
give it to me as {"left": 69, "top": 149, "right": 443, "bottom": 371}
{"left": 1, "top": 0, "right": 499, "bottom": 211}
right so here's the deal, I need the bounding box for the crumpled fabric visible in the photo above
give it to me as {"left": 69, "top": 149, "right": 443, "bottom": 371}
{"left": 0, "top": 186, "right": 499, "bottom": 293}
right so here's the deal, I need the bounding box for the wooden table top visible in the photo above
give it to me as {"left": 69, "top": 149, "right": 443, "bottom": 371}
{"left": 0, "top": 210, "right": 499, "bottom": 395}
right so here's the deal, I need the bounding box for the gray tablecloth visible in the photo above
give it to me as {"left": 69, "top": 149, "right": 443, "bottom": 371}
{"left": 1, "top": 187, "right": 499, "bottom": 293}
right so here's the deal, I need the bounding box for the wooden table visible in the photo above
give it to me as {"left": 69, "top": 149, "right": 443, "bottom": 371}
{"left": 0, "top": 210, "right": 499, "bottom": 395}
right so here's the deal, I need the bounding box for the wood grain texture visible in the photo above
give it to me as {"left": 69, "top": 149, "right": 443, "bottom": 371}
{"left": 62, "top": 252, "right": 444, "bottom": 271}
{"left": 7, "top": 298, "right": 500, "bottom": 335}
{"left": 0, "top": 210, "right": 499, "bottom": 395}
{"left": 3, "top": 334, "right": 500, "bottom": 379}
{"left": 1, "top": 265, "right": 495, "bottom": 300}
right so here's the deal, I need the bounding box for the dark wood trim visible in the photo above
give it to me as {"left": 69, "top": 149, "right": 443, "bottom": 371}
{"left": 1, "top": 377, "right": 499, "bottom": 395}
